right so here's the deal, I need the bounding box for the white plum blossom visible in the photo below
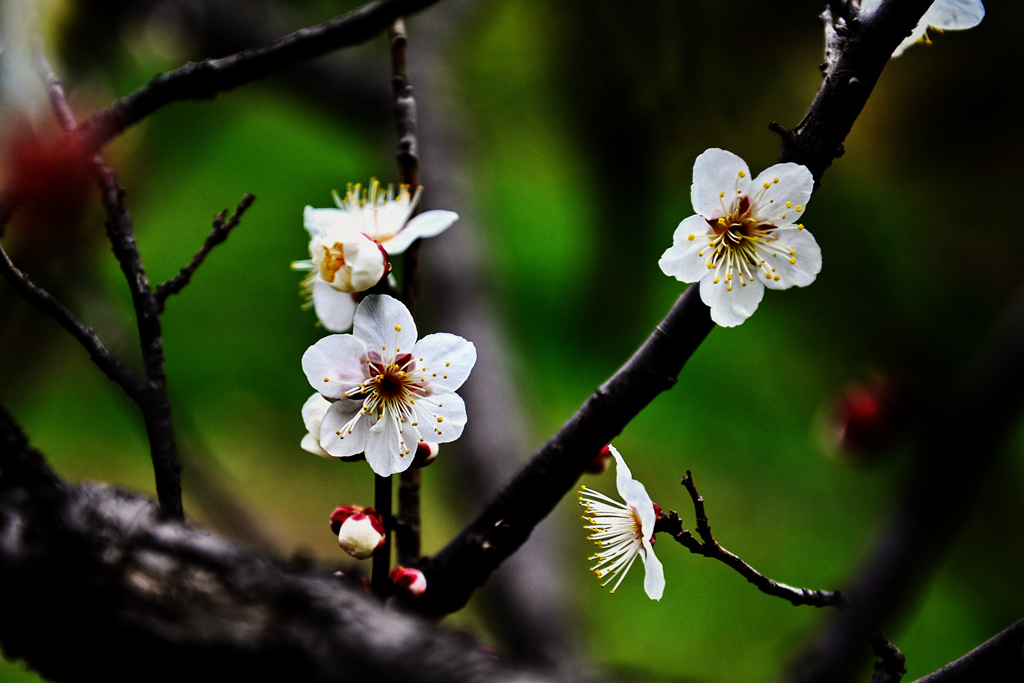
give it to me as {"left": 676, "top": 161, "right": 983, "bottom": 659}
{"left": 292, "top": 221, "right": 386, "bottom": 332}
{"left": 301, "top": 294, "right": 476, "bottom": 477}
{"left": 306, "top": 179, "right": 459, "bottom": 256}
{"left": 579, "top": 445, "right": 665, "bottom": 600}
{"left": 659, "top": 148, "right": 822, "bottom": 327}
{"left": 861, "top": 0, "right": 984, "bottom": 57}
{"left": 300, "top": 393, "right": 332, "bottom": 457}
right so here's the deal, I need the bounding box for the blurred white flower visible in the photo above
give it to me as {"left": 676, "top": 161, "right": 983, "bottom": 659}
{"left": 302, "top": 295, "right": 476, "bottom": 477}
{"left": 861, "top": 0, "right": 984, "bottom": 57}
{"left": 659, "top": 148, "right": 822, "bottom": 327}
{"left": 579, "top": 445, "right": 664, "bottom": 600}
{"left": 306, "top": 179, "right": 458, "bottom": 256}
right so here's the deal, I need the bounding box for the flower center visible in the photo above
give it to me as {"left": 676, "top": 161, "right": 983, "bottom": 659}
{"left": 319, "top": 243, "right": 346, "bottom": 283}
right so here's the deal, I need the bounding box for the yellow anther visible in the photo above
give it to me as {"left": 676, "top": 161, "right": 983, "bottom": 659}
{"left": 727, "top": 285, "right": 733, "bottom": 291}
{"left": 797, "top": 224, "right": 805, "bottom": 230}
{"left": 323, "top": 377, "right": 329, "bottom": 382}
{"left": 713, "top": 277, "right": 720, "bottom": 284}
{"left": 727, "top": 273, "right": 733, "bottom": 281}
{"left": 445, "top": 361, "right": 451, "bottom": 367}
{"left": 773, "top": 177, "right": 779, "bottom": 184}
{"left": 437, "top": 416, "right": 443, "bottom": 423}
{"left": 718, "top": 217, "right": 726, "bottom": 225}
{"left": 763, "top": 182, "right": 770, "bottom": 189}
{"left": 774, "top": 275, "right": 780, "bottom": 281}
{"left": 738, "top": 170, "right": 746, "bottom": 178}
{"left": 789, "top": 257, "right": 797, "bottom": 264}
{"left": 687, "top": 234, "right": 695, "bottom": 241}
{"left": 796, "top": 205, "right": 803, "bottom": 211}
{"left": 395, "top": 325, "right": 402, "bottom": 331}
{"left": 789, "top": 249, "right": 796, "bottom": 255}
{"left": 785, "top": 201, "right": 792, "bottom": 208}
{"left": 719, "top": 190, "right": 726, "bottom": 198}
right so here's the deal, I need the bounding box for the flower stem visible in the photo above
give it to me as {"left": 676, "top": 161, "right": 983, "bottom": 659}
{"left": 372, "top": 473, "right": 393, "bottom": 597}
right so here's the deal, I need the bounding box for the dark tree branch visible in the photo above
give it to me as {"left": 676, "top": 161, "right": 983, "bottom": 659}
{"left": 655, "top": 471, "right": 847, "bottom": 609}
{"left": 0, "top": 244, "right": 145, "bottom": 399}
{"left": 412, "top": 285, "right": 715, "bottom": 616}
{"left": 155, "top": 193, "right": 256, "bottom": 311}
{"left": 72, "top": 0, "right": 446, "bottom": 156}
{"left": 911, "top": 617, "right": 1024, "bottom": 683}
{"left": 390, "top": 15, "right": 424, "bottom": 569}
{"left": 0, "top": 479, "right": 543, "bottom": 683}
{"left": 37, "top": 57, "right": 184, "bottom": 520}
{"left": 0, "top": 404, "right": 61, "bottom": 490}
{"left": 373, "top": 473, "right": 394, "bottom": 597}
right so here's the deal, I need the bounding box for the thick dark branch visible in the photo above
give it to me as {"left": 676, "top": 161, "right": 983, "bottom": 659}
{"left": 912, "top": 618, "right": 1024, "bottom": 683}
{"left": 774, "top": 0, "right": 934, "bottom": 182}
{"left": 655, "top": 472, "right": 847, "bottom": 609}
{"left": 73, "top": 0, "right": 445, "bottom": 155}
{"left": 413, "top": 286, "right": 714, "bottom": 616}
{"left": 0, "top": 477, "right": 542, "bottom": 683}
{"left": 155, "top": 193, "right": 256, "bottom": 310}
{"left": 0, "top": 244, "right": 145, "bottom": 398}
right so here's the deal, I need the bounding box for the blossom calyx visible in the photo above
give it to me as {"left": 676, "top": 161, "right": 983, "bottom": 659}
{"left": 390, "top": 566, "right": 427, "bottom": 597}
{"left": 329, "top": 506, "right": 386, "bottom": 560}
{"left": 412, "top": 442, "right": 439, "bottom": 468}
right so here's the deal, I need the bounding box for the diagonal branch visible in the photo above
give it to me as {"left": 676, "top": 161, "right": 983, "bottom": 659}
{"left": 155, "top": 193, "right": 256, "bottom": 311}
{"left": 911, "top": 617, "right": 1024, "bottom": 683}
{"left": 73, "top": 0, "right": 446, "bottom": 156}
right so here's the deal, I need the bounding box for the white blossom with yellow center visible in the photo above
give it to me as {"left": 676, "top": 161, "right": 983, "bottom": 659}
{"left": 861, "top": 0, "right": 984, "bottom": 57}
{"left": 579, "top": 445, "right": 664, "bottom": 600}
{"left": 659, "top": 148, "right": 822, "bottom": 327}
{"left": 305, "top": 179, "right": 459, "bottom": 256}
{"left": 302, "top": 295, "right": 476, "bottom": 477}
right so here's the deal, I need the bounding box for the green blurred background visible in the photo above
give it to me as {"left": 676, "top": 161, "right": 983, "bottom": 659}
{"left": 1, "top": 0, "right": 1022, "bottom": 681}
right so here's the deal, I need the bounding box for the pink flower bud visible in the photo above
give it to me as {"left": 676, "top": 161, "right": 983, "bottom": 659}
{"left": 329, "top": 506, "right": 386, "bottom": 560}
{"left": 390, "top": 566, "right": 427, "bottom": 597}
{"left": 584, "top": 444, "right": 613, "bottom": 475}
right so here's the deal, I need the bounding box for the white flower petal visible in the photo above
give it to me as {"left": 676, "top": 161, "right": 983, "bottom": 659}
{"left": 659, "top": 214, "right": 716, "bottom": 284}
{"left": 301, "top": 392, "right": 331, "bottom": 435}
{"left": 750, "top": 162, "right": 814, "bottom": 226}
{"left": 320, "top": 399, "right": 372, "bottom": 458}
{"left": 760, "top": 228, "right": 822, "bottom": 291}
{"left": 304, "top": 206, "right": 359, "bottom": 240}
{"left": 311, "top": 280, "right": 358, "bottom": 332}
{"left": 692, "top": 148, "right": 751, "bottom": 219}
{"left": 411, "top": 333, "right": 477, "bottom": 391}
{"left": 353, "top": 295, "right": 418, "bottom": 359}
{"left": 301, "top": 433, "right": 329, "bottom": 457}
{"left": 641, "top": 538, "right": 665, "bottom": 601}
{"left": 365, "top": 412, "right": 415, "bottom": 476}
{"left": 700, "top": 273, "right": 765, "bottom": 327}
{"left": 923, "top": 0, "right": 984, "bottom": 30}
{"left": 302, "top": 334, "right": 369, "bottom": 399}
{"left": 412, "top": 389, "right": 467, "bottom": 445}
{"left": 383, "top": 210, "right": 459, "bottom": 255}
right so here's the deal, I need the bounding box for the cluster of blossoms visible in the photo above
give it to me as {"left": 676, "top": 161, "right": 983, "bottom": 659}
{"left": 294, "top": 179, "right": 458, "bottom": 332}
{"left": 861, "top": 0, "right": 984, "bottom": 57}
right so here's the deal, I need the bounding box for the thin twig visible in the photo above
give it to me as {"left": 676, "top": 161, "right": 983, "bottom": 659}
{"left": 0, "top": 244, "right": 145, "bottom": 399}
{"left": 655, "top": 471, "right": 847, "bottom": 609}
{"left": 72, "top": 0, "right": 447, "bottom": 157}
{"left": 155, "top": 193, "right": 256, "bottom": 310}
{"left": 389, "top": 16, "right": 424, "bottom": 569}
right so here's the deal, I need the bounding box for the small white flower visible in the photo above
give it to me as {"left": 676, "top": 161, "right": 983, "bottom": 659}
{"left": 300, "top": 393, "right": 332, "bottom": 457}
{"left": 301, "top": 294, "right": 477, "bottom": 477}
{"left": 861, "top": 0, "right": 984, "bottom": 57}
{"left": 579, "top": 445, "right": 665, "bottom": 600}
{"left": 306, "top": 179, "right": 459, "bottom": 257}
{"left": 292, "top": 221, "right": 386, "bottom": 332}
{"left": 659, "top": 148, "right": 822, "bottom": 327}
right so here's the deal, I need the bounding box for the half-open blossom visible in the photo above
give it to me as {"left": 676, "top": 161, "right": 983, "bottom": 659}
{"left": 300, "top": 393, "right": 332, "bottom": 457}
{"left": 390, "top": 566, "right": 427, "bottom": 597}
{"left": 659, "top": 148, "right": 822, "bottom": 327}
{"left": 306, "top": 179, "right": 458, "bottom": 256}
{"left": 301, "top": 294, "right": 477, "bottom": 477}
{"left": 579, "top": 445, "right": 665, "bottom": 600}
{"left": 292, "top": 221, "right": 387, "bottom": 332}
{"left": 330, "top": 506, "right": 386, "bottom": 560}
{"left": 861, "top": 0, "right": 984, "bottom": 57}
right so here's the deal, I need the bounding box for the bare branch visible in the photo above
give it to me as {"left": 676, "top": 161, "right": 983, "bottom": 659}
{"left": 912, "top": 617, "right": 1024, "bottom": 683}
{"left": 73, "top": 0, "right": 447, "bottom": 156}
{"left": 155, "top": 193, "right": 256, "bottom": 310}
{"left": 0, "top": 403, "right": 61, "bottom": 489}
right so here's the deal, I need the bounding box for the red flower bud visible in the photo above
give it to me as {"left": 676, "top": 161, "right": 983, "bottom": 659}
{"left": 390, "top": 566, "right": 427, "bottom": 597}
{"left": 329, "top": 506, "right": 386, "bottom": 560}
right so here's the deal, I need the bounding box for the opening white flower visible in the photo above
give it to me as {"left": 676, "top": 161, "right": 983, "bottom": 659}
{"left": 861, "top": 0, "right": 984, "bottom": 57}
{"left": 301, "top": 294, "right": 477, "bottom": 477}
{"left": 659, "top": 148, "right": 822, "bottom": 327}
{"left": 579, "top": 445, "right": 665, "bottom": 601}
{"left": 306, "top": 179, "right": 459, "bottom": 257}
